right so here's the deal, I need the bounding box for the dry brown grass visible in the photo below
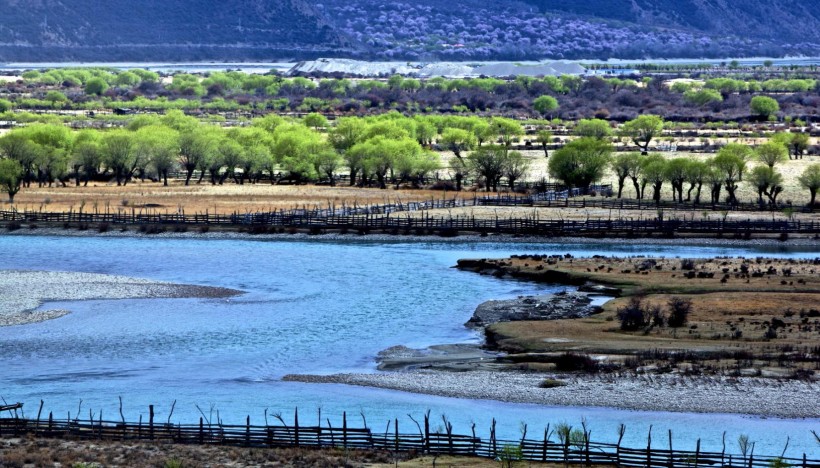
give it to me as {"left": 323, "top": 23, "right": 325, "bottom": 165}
{"left": 0, "top": 435, "right": 396, "bottom": 467}
{"left": 463, "top": 256, "right": 820, "bottom": 375}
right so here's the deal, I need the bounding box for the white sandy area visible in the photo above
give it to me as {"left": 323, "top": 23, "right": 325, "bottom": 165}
{"left": 0, "top": 270, "right": 238, "bottom": 326}
{"left": 284, "top": 371, "right": 820, "bottom": 419}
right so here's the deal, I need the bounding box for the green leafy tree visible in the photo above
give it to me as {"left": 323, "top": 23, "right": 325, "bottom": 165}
{"left": 135, "top": 125, "right": 179, "bottom": 185}
{"left": 534, "top": 130, "right": 553, "bottom": 158}
{"left": 533, "top": 95, "right": 559, "bottom": 117}
{"left": 178, "top": 127, "right": 219, "bottom": 185}
{"left": 102, "top": 130, "right": 137, "bottom": 186}
{"left": 665, "top": 158, "right": 690, "bottom": 202}
{"left": 502, "top": 151, "right": 530, "bottom": 190}
{"left": 574, "top": 119, "right": 612, "bottom": 140}
{"left": 440, "top": 128, "right": 477, "bottom": 160}
{"left": 748, "top": 166, "right": 783, "bottom": 205}
{"left": 620, "top": 115, "right": 664, "bottom": 155}
{"left": 70, "top": 130, "right": 102, "bottom": 186}
{"left": 684, "top": 160, "right": 709, "bottom": 204}
{"left": 713, "top": 144, "right": 751, "bottom": 204}
{"left": 548, "top": 138, "right": 613, "bottom": 191}
{"left": 303, "top": 113, "right": 328, "bottom": 131}
{"left": 684, "top": 88, "right": 723, "bottom": 106}
{"left": 0, "top": 158, "right": 24, "bottom": 202}
{"left": 797, "top": 163, "right": 820, "bottom": 207}
{"left": 750, "top": 96, "right": 780, "bottom": 119}
{"left": 641, "top": 154, "right": 668, "bottom": 204}
{"left": 467, "top": 145, "right": 507, "bottom": 192}
{"left": 611, "top": 152, "right": 641, "bottom": 198}
{"left": 85, "top": 77, "right": 109, "bottom": 96}
{"left": 490, "top": 118, "right": 524, "bottom": 149}
{"left": 755, "top": 141, "right": 788, "bottom": 168}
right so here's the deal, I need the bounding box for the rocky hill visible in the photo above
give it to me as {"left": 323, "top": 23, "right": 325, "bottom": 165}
{"left": 0, "top": 0, "right": 818, "bottom": 62}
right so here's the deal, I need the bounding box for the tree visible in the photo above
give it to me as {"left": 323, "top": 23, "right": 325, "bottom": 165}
{"left": 440, "top": 128, "right": 476, "bottom": 160}
{"left": 641, "top": 155, "right": 667, "bottom": 204}
{"left": 0, "top": 159, "right": 23, "bottom": 202}
{"left": 533, "top": 95, "right": 559, "bottom": 117}
{"left": 797, "top": 163, "right": 820, "bottom": 208}
{"left": 303, "top": 113, "right": 328, "bottom": 131}
{"left": 85, "top": 77, "right": 109, "bottom": 96}
{"left": 502, "top": 151, "right": 530, "bottom": 190}
{"left": 313, "top": 149, "right": 342, "bottom": 186}
{"left": 217, "top": 139, "right": 245, "bottom": 184}
{"left": 610, "top": 152, "right": 641, "bottom": 198}
{"left": 713, "top": 144, "right": 751, "bottom": 204}
{"left": 574, "top": 119, "right": 612, "bottom": 140}
{"left": 102, "top": 130, "right": 137, "bottom": 186}
{"left": 0, "top": 98, "right": 11, "bottom": 113}
{"left": 664, "top": 158, "right": 689, "bottom": 202}
{"left": 684, "top": 88, "right": 723, "bottom": 106}
{"left": 468, "top": 146, "right": 506, "bottom": 192}
{"left": 620, "top": 115, "right": 664, "bottom": 155}
{"left": 705, "top": 161, "right": 724, "bottom": 204}
{"left": 747, "top": 166, "right": 783, "bottom": 206}
{"left": 534, "top": 130, "right": 552, "bottom": 158}
{"left": 684, "top": 160, "right": 708, "bottom": 204}
{"left": 755, "top": 141, "right": 788, "bottom": 168}
{"left": 750, "top": 96, "right": 779, "bottom": 119}
{"left": 178, "top": 127, "right": 218, "bottom": 185}
{"left": 135, "top": 125, "right": 179, "bottom": 186}
{"left": 773, "top": 132, "right": 810, "bottom": 160}
{"left": 490, "top": 118, "right": 524, "bottom": 149}
{"left": 70, "top": 130, "right": 102, "bottom": 186}
{"left": 548, "top": 138, "right": 613, "bottom": 191}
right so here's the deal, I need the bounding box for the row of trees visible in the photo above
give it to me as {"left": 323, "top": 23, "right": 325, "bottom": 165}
{"left": 548, "top": 138, "right": 820, "bottom": 207}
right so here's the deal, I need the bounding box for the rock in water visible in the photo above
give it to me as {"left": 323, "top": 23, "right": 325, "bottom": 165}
{"left": 466, "top": 291, "right": 600, "bottom": 328}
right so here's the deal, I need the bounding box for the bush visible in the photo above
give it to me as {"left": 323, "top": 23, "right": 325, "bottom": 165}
{"left": 617, "top": 297, "right": 649, "bottom": 330}
{"left": 554, "top": 352, "right": 598, "bottom": 372}
{"left": 539, "top": 378, "right": 567, "bottom": 388}
{"left": 667, "top": 297, "right": 692, "bottom": 327}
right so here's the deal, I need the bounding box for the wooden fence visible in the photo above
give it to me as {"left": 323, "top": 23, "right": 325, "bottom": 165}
{"left": 1, "top": 205, "right": 817, "bottom": 237}
{"left": 0, "top": 407, "right": 817, "bottom": 467}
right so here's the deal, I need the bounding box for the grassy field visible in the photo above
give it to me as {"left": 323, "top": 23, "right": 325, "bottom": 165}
{"left": 458, "top": 256, "right": 820, "bottom": 377}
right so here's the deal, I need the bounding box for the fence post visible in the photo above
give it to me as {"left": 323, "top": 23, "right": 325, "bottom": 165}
{"left": 646, "top": 425, "right": 653, "bottom": 468}
{"left": 149, "top": 405, "right": 154, "bottom": 440}
{"left": 424, "top": 413, "right": 429, "bottom": 453}
{"left": 246, "top": 415, "right": 250, "bottom": 447}
{"left": 294, "top": 408, "right": 299, "bottom": 447}
{"left": 199, "top": 417, "right": 204, "bottom": 444}
{"left": 343, "top": 411, "right": 347, "bottom": 449}
{"left": 695, "top": 439, "right": 701, "bottom": 468}
{"left": 394, "top": 418, "right": 399, "bottom": 454}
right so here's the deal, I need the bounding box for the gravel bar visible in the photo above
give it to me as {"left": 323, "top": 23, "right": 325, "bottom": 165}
{"left": 283, "top": 371, "right": 820, "bottom": 419}
{"left": 0, "top": 270, "right": 241, "bottom": 326}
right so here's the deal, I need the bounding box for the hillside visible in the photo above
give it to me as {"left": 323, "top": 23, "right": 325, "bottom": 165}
{"left": 0, "top": 0, "right": 351, "bottom": 61}
{"left": 0, "top": 0, "right": 818, "bottom": 62}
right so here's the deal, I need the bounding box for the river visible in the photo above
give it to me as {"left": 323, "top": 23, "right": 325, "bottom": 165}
{"left": 0, "top": 235, "right": 817, "bottom": 454}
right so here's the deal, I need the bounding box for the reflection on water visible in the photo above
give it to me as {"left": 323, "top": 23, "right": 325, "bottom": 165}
{"left": 0, "top": 235, "right": 817, "bottom": 453}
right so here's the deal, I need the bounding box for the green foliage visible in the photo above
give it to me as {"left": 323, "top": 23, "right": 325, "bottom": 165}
{"left": 0, "top": 99, "right": 11, "bottom": 113}
{"left": 755, "top": 141, "right": 788, "bottom": 168}
{"left": 0, "top": 158, "right": 24, "bottom": 202}
{"left": 750, "top": 96, "right": 780, "bottom": 117}
{"left": 497, "top": 444, "right": 523, "bottom": 468}
{"left": 620, "top": 115, "right": 664, "bottom": 153}
{"left": 574, "top": 118, "right": 612, "bottom": 140}
{"left": 684, "top": 88, "right": 723, "bottom": 106}
{"left": 798, "top": 163, "right": 820, "bottom": 206}
{"left": 85, "top": 77, "right": 109, "bottom": 96}
{"left": 533, "top": 95, "right": 559, "bottom": 115}
{"left": 548, "top": 137, "right": 612, "bottom": 190}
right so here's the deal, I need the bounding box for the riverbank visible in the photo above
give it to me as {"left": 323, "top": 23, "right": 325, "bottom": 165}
{"left": 0, "top": 270, "right": 241, "bottom": 326}
{"left": 283, "top": 371, "right": 820, "bottom": 419}
{"left": 3, "top": 225, "right": 820, "bottom": 246}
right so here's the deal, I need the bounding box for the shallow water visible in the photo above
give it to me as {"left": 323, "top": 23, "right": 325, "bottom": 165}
{"left": 0, "top": 235, "right": 817, "bottom": 455}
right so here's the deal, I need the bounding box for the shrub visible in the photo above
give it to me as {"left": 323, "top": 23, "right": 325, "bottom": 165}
{"left": 667, "top": 297, "right": 692, "bottom": 327}
{"left": 539, "top": 378, "right": 567, "bottom": 388}
{"left": 554, "top": 352, "right": 598, "bottom": 372}
{"left": 617, "top": 297, "right": 649, "bottom": 330}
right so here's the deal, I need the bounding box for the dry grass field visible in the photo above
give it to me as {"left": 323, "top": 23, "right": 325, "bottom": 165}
{"left": 459, "top": 256, "right": 820, "bottom": 377}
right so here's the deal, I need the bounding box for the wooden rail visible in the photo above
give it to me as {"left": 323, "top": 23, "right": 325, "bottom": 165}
{"left": 0, "top": 408, "right": 817, "bottom": 467}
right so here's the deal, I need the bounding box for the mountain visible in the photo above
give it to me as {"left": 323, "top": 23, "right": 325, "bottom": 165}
{"left": 0, "top": 0, "right": 818, "bottom": 62}
{"left": 0, "top": 0, "right": 352, "bottom": 62}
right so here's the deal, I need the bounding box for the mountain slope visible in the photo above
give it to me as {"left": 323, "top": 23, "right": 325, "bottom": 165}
{"left": 0, "top": 0, "right": 818, "bottom": 62}
{"left": 0, "top": 0, "right": 351, "bottom": 61}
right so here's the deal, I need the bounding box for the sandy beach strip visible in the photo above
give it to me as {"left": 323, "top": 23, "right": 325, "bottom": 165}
{"left": 283, "top": 371, "right": 820, "bottom": 419}
{"left": 0, "top": 270, "right": 241, "bottom": 326}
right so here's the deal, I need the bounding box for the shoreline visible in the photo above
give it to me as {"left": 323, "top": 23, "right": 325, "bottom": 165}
{"left": 2, "top": 226, "right": 819, "bottom": 247}
{"left": 0, "top": 270, "right": 241, "bottom": 327}
{"left": 283, "top": 371, "right": 820, "bottom": 419}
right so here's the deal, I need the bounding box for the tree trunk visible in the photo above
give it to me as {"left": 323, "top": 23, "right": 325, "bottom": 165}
{"left": 185, "top": 167, "right": 194, "bottom": 186}
{"left": 630, "top": 177, "right": 641, "bottom": 199}
{"left": 694, "top": 183, "right": 702, "bottom": 205}
{"left": 456, "top": 173, "right": 463, "bottom": 191}
{"left": 616, "top": 177, "right": 625, "bottom": 198}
